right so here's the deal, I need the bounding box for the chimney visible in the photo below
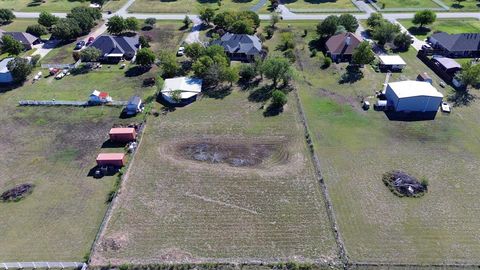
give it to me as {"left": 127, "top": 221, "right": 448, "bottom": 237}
{"left": 345, "top": 36, "right": 351, "bottom": 46}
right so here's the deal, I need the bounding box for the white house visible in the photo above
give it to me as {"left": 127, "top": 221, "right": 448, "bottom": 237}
{"left": 0, "top": 58, "right": 14, "bottom": 84}
{"left": 379, "top": 55, "right": 406, "bottom": 71}
{"left": 161, "top": 77, "right": 203, "bottom": 104}
{"left": 385, "top": 81, "right": 443, "bottom": 112}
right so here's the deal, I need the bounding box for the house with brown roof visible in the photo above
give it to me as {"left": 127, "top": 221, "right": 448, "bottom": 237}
{"left": 325, "top": 32, "right": 363, "bottom": 62}
{"left": 0, "top": 29, "right": 41, "bottom": 50}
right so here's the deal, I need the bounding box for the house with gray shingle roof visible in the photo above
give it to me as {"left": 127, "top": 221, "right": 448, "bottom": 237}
{"left": 211, "top": 33, "right": 263, "bottom": 62}
{"left": 428, "top": 32, "right": 480, "bottom": 58}
{"left": 88, "top": 35, "right": 140, "bottom": 63}
{"left": 0, "top": 30, "right": 40, "bottom": 50}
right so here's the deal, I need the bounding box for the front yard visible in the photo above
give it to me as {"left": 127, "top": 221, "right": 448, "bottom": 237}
{"left": 399, "top": 18, "right": 480, "bottom": 40}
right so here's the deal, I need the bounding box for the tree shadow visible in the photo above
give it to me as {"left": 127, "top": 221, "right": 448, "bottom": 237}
{"left": 448, "top": 89, "right": 475, "bottom": 106}
{"left": 101, "top": 140, "right": 128, "bottom": 149}
{"left": 407, "top": 26, "right": 430, "bottom": 37}
{"left": 202, "top": 85, "right": 233, "bottom": 99}
{"left": 263, "top": 103, "right": 284, "bottom": 117}
{"left": 248, "top": 85, "right": 274, "bottom": 102}
{"left": 451, "top": 3, "right": 464, "bottom": 8}
{"left": 239, "top": 77, "right": 261, "bottom": 91}
{"left": 339, "top": 66, "right": 364, "bottom": 84}
{"left": 124, "top": 66, "right": 151, "bottom": 77}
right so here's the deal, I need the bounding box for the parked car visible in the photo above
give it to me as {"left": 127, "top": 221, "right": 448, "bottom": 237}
{"left": 86, "top": 37, "right": 95, "bottom": 45}
{"left": 441, "top": 102, "right": 451, "bottom": 113}
{"left": 177, "top": 46, "right": 185, "bottom": 56}
{"left": 421, "top": 44, "right": 432, "bottom": 51}
{"left": 74, "top": 40, "right": 85, "bottom": 50}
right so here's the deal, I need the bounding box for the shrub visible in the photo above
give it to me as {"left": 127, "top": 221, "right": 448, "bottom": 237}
{"left": 310, "top": 48, "right": 317, "bottom": 57}
{"left": 283, "top": 49, "right": 296, "bottom": 62}
{"left": 31, "top": 55, "right": 41, "bottom": 67}
{"left": 239, "top": 64, "right": 256, "bottom": 82}
{"left": 322, "top": 57, "right": 332, "bottom": 69}
{"left": 271, "top": 90, "right": 287, "bottom": 107}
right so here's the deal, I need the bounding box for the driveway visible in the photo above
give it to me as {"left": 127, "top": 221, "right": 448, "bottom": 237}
{"left": 391, "top": 19, "right": 426, "bottom": 51}
{"left": 31, "top": 40, "right": 60, "bottom": 59}
{"left": 184, "top": 17, "right": 203, "bottom": 44}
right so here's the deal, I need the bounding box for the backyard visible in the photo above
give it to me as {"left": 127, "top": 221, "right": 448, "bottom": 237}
{"left": 277, "top": 21, "right": 480, "bottom": 264}
{"left": 399, "top": 18, "right": 480, "bottom": 40}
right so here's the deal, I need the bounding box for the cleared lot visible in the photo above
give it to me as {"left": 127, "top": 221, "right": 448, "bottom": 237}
{"left": 91, "top": 85, "right": 338, "bottom": 265}
{"left": 128, "top": 0, "right": 263, "bottom": 13}
{"left": 282, "top": 22, "right": 480, "bottom": 264}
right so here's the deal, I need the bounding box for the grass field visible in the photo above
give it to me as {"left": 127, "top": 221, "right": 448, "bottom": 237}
{"left": 101, "top": 0, "right": 130, "bottom": 11}
{"left": 282, "top": 0, "right": 358, "bottom": 11}
{"left": 0, "top": 0, "right": 89, "bottom": 12}
{"left": 443, "top": 0, "right": 480, "bottom": 10}
{"left": 127, "top": 0, "right": 263, "bottom": 13}
{"left": 400, "top": 18, "right": 480, "bottom": 40}
{"left": 0, "top": 19, "right": 38, "bottom": 32}
{"left": 281, "top": 22, "right": 480, "bottom": 264}
{"left": 374, "top": 0, "right": 440, "bottom": 8}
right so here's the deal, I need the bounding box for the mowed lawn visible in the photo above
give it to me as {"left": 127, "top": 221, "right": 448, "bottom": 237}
{"left": 127, "top": 0, "right": 263, "bottom": 13}
{"left": 0, "top": 0, "right": 88, "bottom": 12}
{"left": 375, "top": 0, "right": 440, "bottom": 9}
{"left": 282, "top": 0, "right": 358, "bottom": 11}
{"left": 284, "top": 22, "right": 480, "bottom": 264}
{"left": 0, "top": 61, "right": 155, "bottom": 260}
{"left": 443, "top": 0, "right": 480, "bottom": 10}
{"left": 0, "top": 19, "right": 38, "bottom": 32}
{"left": 400, "top": 19, "right": 480, "bottom": 40}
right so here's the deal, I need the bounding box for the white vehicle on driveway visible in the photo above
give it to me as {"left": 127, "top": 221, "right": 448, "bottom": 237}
{"left": 441, "top": 102, "right": 451, "bottom": 113}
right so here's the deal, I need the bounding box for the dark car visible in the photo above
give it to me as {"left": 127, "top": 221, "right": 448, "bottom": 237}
{"left": 86, "top": 37, "right": 95, "bottom": 45}
{"left": 74, "top": 40, "right": 85, "bottom": 50}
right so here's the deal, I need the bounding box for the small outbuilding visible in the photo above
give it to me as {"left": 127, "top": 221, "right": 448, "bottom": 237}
{"left": 417, "top": 72, "right": 433, "bottom": 84}
{"left": 90, "top": 90, "right": 112, "bottom": 104}
{"left": 96, "top": 153, "right": 126, "bottom": 167}
{"left": 0, "top": 58, "right": 14, "bottom": 84}
{"left": 109, "top": 128, "right": 136, "bottom": 143}
{"left": 161, "top": 77, "right": 203, "bottom": 104}
{"left": 379, "top": 55, "right": 406, "bottom": 71}
{"left": 125, "top": 96, "right": 142, "bottom": 115}
{"left": 432, "top": 56, "right": 461, "bottom": 75}
{"left": 385, "top": 81, "right": 443, "bottom": 113}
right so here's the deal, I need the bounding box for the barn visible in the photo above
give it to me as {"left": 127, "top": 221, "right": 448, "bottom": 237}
{"left": 109, "top": 128, "right": 136, "bottom": 143}
{"left": 96, "top": 153, "right": 126, "bottom": 167}
{"left": 385, "top": 81, "right": 443, "bottom": 112}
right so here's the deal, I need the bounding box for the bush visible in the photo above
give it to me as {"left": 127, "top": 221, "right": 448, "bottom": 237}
{"left": 322, "top": 57, "right": 332, "bottom": 69}
{"left": 239, "top": 64, "right": 256, "bottom": 82}
{"left": 26, "top": 24, "right": 48, "bottom": 37}
{"left": 31, "top": 55, "right": 41, "bottom": 67}
{"left": 283, "top": 49, "right": 296, "bottom": 62}
{"left": 271, "top": 90, "right": 287, "bottom": 107}
{"left": 265, "top": 26, "right": 274, "bottom": 39}
{"left": 310, "top": 48, "right": 317, "bottom": 57}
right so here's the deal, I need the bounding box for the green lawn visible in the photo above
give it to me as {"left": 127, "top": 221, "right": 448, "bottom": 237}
{"left": 375, "top": 0, "right": 440, "bottom": 9}
{"left": 443, "top": 0, "right": 480, "bottom": 10}
{"left": 0, "top": 19, "right": 38, "bottom": 32}
{"left": 0, "top": 0, "right": 89, "bottom": 12}
{"left": 101, "top": 0, "right": 130, "bottom": 11}
{"left": 282, "top": 0, "right": 358, "bottom": 12}
{"left": 276, "top": 21, "right": 480, "bottom": 264}
{"left": 400, "top": 18, "right": 480, "bottom": 40}
{"left": 127, "top": 0, "right": 263, "bottom": 13}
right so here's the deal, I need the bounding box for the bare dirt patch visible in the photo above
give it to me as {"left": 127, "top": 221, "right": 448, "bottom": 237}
{"left": 317, "top": 88, "right": 363, "bottom": 112}
{"left": 175, "top": 140, "right": 288, "bottom": 167}
{"left": 1, "top": 183, "right": 34, "bottom": 202}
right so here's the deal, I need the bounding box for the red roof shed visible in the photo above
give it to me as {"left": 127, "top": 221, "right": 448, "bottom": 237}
{"left": 99, "top": 92, "right": 109, "bottom": 99}
{"left": 109, "top": 127, "right": 136, "bottom": 142}
{"left": 96, "top": 153, "right": 126, "bottom": 167}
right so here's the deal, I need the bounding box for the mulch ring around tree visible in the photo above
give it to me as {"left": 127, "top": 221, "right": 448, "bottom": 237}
{"left": 382, "top": 170, "right": 428, "bottom": 197}
{"left": 1, "top": 183, "right": 35, "bottom": 202}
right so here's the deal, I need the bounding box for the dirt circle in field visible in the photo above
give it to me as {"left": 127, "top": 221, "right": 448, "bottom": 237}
{"left": 175, "top": 140, "right": 289, "bottom": 168}
{"left": 382, "top": 170, "right": 428, "bottom": 197}
{"left": 1, "top": 183, "right": 34, "bottom": 202}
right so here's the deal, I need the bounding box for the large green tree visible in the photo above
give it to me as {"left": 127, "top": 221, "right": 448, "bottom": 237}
{"left": 51, "top": 18, "right": 82, "bottom": 41}
{"left": 136, "top": 48, "right": 156, "bottom": 67}
{"left": 199, "top": 8, "right": 216, "bottom": 24}
{"left": 366, "top": 12, "right": 384, "bottom": 29}
{"left": 412, "top": 10, "right": 436, "bottom": 28}
{"left": 159, "top": 52, "right": 180, "bottom": 78}
{"left": 338, "top": 14, "right": 359, "bottom": 33}
{"left": 371, "top": 21, "right": 401, "bottom": 46}
{"left": 7, "top": 57, "right": 32, "bottom": 83}
{"left": 261, "top": 57, "right": 293, "bottom": 88}
{"left": 352, "top": 41, "right": 375, "bottom": 65}
{"left": 1, "top": 35, "right": 23, "bottom": 55}
{"left": 393, "top": 32, "right": 413, "bottom": 51}
{"left": 316, "top": 15, "right": 339, "bottom": 38}
{"left": 38, "top": 11, "right": 58, "bottom": 28}
{"left": 185, "top": 43, "right": 206, "bottom": 61}
{"left": 457, "top": 62, "right": 480, "bottom": 90}
{"left": 0, "top": 9, "right": 15, "bottom": 25}
{"left": 106, "top": 16, "right": 126, "bottom": 35}
{"left": 125, "top": 17, "right": 139, "bottom": 32}
{"left": 26, "top": 24, "right": 48, "bottom": 37}
{"left": 80, "top": 47, "right": 101, "bottom": 62}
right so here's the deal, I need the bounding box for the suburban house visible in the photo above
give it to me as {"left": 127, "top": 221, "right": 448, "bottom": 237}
{"left": 96, "top": 153, "right": 126, "bottom": 167}
{"left": 428, "top": 32, "right": 480, "bottom": 58}
{"left": 212, "top": 33, "right": 263, "bottom": 62}
{"left": 109, "top": 128, "right": 136, "bottom": 143}
{"left": 0, "top": 57, "right": 13, "bottom": 84}
{"left": 88, "top": 35, "right": 139, "bottom": 62}
{"left": 378, "top": 55, "right": 406, "bottom": 71}
{"left": 325, "top": 32, "right": 363, "bottom": 62}
{"left": 89, "top": 90, "right": 112, "bottom": 104}
{"left": 417, "top": 72, "right": 433, "bottom": 84}
{"left": 125, "top": 95, "right": 142, "bottom": 115}
{"left": 161, "top": 77, "right": 203, "bottom": 104}
{"left": 0, "top": 30, "right": 40, "bottom": 50}
{"left": 385, "top": 81, "right": 443, "bottom": 113}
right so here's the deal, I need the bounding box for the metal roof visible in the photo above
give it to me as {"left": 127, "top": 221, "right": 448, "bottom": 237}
{"left": 379, "top": 55, "right": 406, "bottom": 65}
{"left": 161, "top": 77, "right": 203, "bottom": 99}
{"left": 388, "top": 81, "right": 443, "bottom": 99}
{"left": 109, "top": 128, "right": 135, "bottom": 134}
{"left": 96, "top": 153, "right": 125, "bottom": 160}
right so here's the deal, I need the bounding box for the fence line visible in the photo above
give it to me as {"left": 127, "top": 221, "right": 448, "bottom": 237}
{"left": 1, "top": 262, "right": 86, "bottom": 269}
{"left": 41, "top": 59, "right": 82, "bottom": 70}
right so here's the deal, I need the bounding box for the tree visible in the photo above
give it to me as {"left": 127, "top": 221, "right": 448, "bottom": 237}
{"left": 280, "top": 32, "right": 295, "bottom": 51}
{"left": 0, "top": 9, "right": 15, "bottom": 25}
{"left": 371, "top": 21, "right": 400, "bottom": 46}
{"left": 366, "top": 12, "right": 384, "bottom": 29}
{"left": 271, "top": 90, "right": 287, "bottom": 107}
{"left": 26, "top": 24, "right": 48, "bottom": 37}
{"left": 7, "top": 57, "right": 32, "bottom": 83}
{"left": 185, "top": 43, "right": 206, "bottom": 61}
{"left": 80, "top": 47, "right": 101, "bottom": 62}
{"left": 170, "top": 90, "right": 183, "bottom": 103}
{"left": 231, "top": 20, "right": 255, "bottom": 35}
{"left": 412, "top": 10, "right": 436, "bottom": 28}
{"left": 159, "top": 52, "right": 180, "bottom": 78}
{"left": 270, "top": 13, "right": 280, "bottom": 28}
{"left": 457, "top": 62, "right": 480, "bottom": 90}
{"left": 1, "top": 35, "right": 23, "bottom": 56}
{"left": 139, "top": 35, "right": 150, "bottom": 48}
{"left": 71, "top": 7, "right": 101, "bottom": 21}
{"left": 183, "top": 16, "right": 192, "bottom": 29}
{"left": 316, "top": 15, "right": 339, "bottom": 38}
{"left": 106, "top": 16, "right": 125, "bottom": 35}
{"left": 454, "top": 0, "right": 466, "bottom": 7}
{"left": 38, "top": 11, "right": 58, "bottom": 28}
{"left": 51, "top": 18, "right": 82, "bottom": 41}
{"left": 91, "top": 0, "right": 107, "bottom": 5}
{"left": 136, "top": 48, "right": 156, "bottom": 67}
{"left": 335, "top": 25, "right": 347, "bottom": 35}
{"left": 262, "top": 57, "right": 293, "bottom": 88}
{"left": 338, "top": 14, "right": 358, "bottom": 33}
{"left": 125, "top": 17, "right": 139, "bottom": 32}
{"left": 393, "top": 32, "right": 413, "bottom": 51}
{"left": 199, "top": 8, "right": 215, "bottom": 24}
{"left": 213, "top": 11, "right": 259, "bottom": 34}
{"left": 352, "top": 41, "right": 375, "bottom": 66}
{"left": 67, "top": 11, "right": 95, "bottom": 35}
{"left": 239, "top": 64, "right": 256, "bottom": 82}
{"left": 222, "top": 66, "right": 239, "bottom": 86}
{"left": 145, "top": 17, "right": 157, "bottom": 27}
